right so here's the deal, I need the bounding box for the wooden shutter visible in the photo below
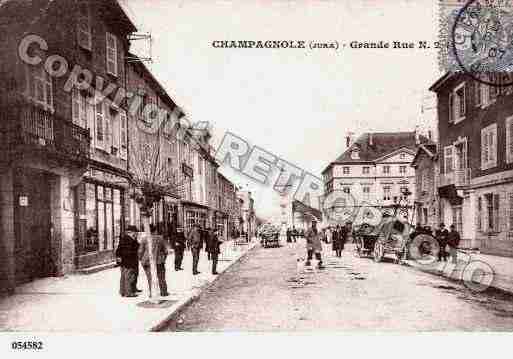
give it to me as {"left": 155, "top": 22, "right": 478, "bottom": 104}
{"left": 77, "top": 2, "right": 92, "bottom": 50}
{"left": 106, "top": 33, "right": 118, "bottom": 76}
{"left": 475, "top": 81, "right": 481, "bottom": 107}
{"left": 95, "top": 99, "right": 104, "bottom": 150}
{"left": 448, "top": 93, "right": 454, "bottom": 123}
{"left": 494, "top": 193, "right": 500, "bottom": 231}
{"left": 119, "top": 111, "right": 127, "bottom": 160}
{"left": 489, "top": 128, "right": 496, "bottom": 165}
{"left": 482, "top": 130, "right": 489, "bottom": 169}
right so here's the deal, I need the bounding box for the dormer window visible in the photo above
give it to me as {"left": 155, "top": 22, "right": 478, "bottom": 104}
{"left": 351, "top": 149, "right": 360, "bottom": 159}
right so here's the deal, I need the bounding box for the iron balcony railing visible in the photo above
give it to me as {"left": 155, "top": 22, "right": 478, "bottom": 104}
{"left": 1, "top": 101, "right": 91, "bottom": 162}
{"left": 439, "top": 168, "right": 471, "bottom": 187}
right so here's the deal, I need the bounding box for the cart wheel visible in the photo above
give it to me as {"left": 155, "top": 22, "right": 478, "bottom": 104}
{"left": 373, "top": 242, "right": 384, "bottom": 262}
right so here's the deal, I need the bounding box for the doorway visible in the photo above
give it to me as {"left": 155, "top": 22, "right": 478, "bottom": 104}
{"left": 14, "top": 168, "right": 53, "bottom": 284}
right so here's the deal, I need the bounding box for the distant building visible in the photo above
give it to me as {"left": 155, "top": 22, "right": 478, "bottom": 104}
{"left": 322, "top": 132, "right": 431, "bottom": 225}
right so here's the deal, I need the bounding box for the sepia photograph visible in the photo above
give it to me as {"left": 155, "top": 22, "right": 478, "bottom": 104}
{"left": 0, "top": 0, "right": 513, "bottom": 355}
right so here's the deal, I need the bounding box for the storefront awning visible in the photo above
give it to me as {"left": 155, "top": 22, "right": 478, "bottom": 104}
{"left": 292, "top": 200, "right": 323, "bottom": 222}
{"left": 438, "top": 185, "right": 463, "bottom": 206}
{"left": 181, "top": 200, "right": 210, "bottom": 210}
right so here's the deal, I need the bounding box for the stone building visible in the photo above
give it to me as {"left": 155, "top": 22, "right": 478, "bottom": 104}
{"left": 0, "top": 0, "right": 137, "bottom": 293}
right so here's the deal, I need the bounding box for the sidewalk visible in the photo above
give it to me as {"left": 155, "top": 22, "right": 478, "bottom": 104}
{"left": 0, "top": 239, "right": 257, "bottom": 332}
{"left": 404, "top": 250, "right": 513, "bottom": 294}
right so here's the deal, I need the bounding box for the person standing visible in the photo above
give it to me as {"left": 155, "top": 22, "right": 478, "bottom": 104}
{"left": 188, "top": 223, "right": 203, "bottom": 275}
{"left": 138, "top": 225, "right": 169, "bottom": 297}
{"left": 286, "top": 228, "right": 291, "bottom": 243}
{"left": 115, "top": 227, "right": 140, "bottom": 297}
{"left": 435, "top": 223, "right": 449, "bottom": 261}
{"left": 447, "top": 224, "right": 461, "bottom": 264}
{"left": 305, "top": 219, "right": 324, "bottom": 269}
{"left": 210, "top": 229, "right": 223, "bottom": 275}
{"left": 331, "top": 226, "right": 340, "bottom": 257}
{"left": 292, "top": 226, "right": 298, "bottom": 243}
{"left": 172, "top": 227, "right": 186, "bottom": 271}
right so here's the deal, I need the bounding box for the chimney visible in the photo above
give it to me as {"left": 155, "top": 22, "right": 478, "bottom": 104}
{"left": 346, "top": 131, "right": 354, "bottom": 149}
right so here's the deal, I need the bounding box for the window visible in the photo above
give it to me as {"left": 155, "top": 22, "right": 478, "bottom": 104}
{"left": 72, "top": 88, "right": 88, "bottom": 129}
{"left": 474, "top": 81, "right": 481, "bottom": 107}
{"left": 485, "top": 193, "right": 500, "bottom": 232}
{"left": 77, "top": 1, "right": 91, "bottom": 50}
{"left": 481, "top": 123, "right": 497, "bottom": 170}
{"left": 399, "top": 166, "right": 407, "bottom": 174}
{"left": 451, "top": 83, "right": 466, "bottom": 123}
{"left": 26, "top": 65, "right": 53, "bottom": 111}
{"left": 95, "top": 99, "right": 112, "bottom": 151}
{"left": 400, "top": 153, "right": 406, "bottom": 160}
{"left": 362, "top": 186, "right": 370, "bottom": 199}
{"left": 478, "top": 196, "right": 482, "bottom": 231}
{"left": 106, "top": 32, "right": 118, "bottom": 77}
{"left": 422, "top": 208, "right": 428, "bottom": 225}
{"left": 383, "top": 186, "right": 391, "bottom": 201}
{"left": 452, "top": 206, "right": 463, "bottom": 234}
{"left": 343, "top": 167, "right": 350, "bottom": 175}
{"left": 509, "top": 194, "right": 513, "bottom": 231}
{"left": 421, "top": 170, "right": 429, "bottom": 193}
{"left": 351, "top": 150, "right": 360, "bottom": 159}
{"left": 362, "top": 167, "right": 370, "bottom": 175}
{"left": 383, "top": 165, "right": 390, "bottom": 174}
{"left": 119, "top": 111, "right": 127, "bottom": 159}
{"left": 448, "top": 92, "right": 453, "bottom": 124}
{"left": 506, "top": 116, "right": 513, "bottom": 164}
{"left": 444, "top": 146, "right": 454, "bottom": 173}
{"left": 342, "top": 186, "right": 350, "bottom": 194}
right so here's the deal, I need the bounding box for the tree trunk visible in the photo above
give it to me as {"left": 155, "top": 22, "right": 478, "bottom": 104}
{"left": 142, "top": 214, "right": 160, "bottom": 304}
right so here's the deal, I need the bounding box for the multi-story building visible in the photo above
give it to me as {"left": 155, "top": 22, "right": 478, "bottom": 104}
{"left": 126, "top": 55, "right": 182, "bottom": 235}
{"left": 0, "top": 0, "right": 137, "bottom": 293}
{"left": 238, "top": 190, "right": 255, "bottom": 240}
{"left": 430, "top": 72, "right": 513, "bottom": 255}
{"left": 411, "top": 143, "right": 439, "bottom": 230}
{"left": 322, "top": 132, "right": 431, "bottom": 224}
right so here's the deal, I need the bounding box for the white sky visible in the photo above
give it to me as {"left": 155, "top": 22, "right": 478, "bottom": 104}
{"left": 121, "top": 0, "right": 443, "bottom": 220}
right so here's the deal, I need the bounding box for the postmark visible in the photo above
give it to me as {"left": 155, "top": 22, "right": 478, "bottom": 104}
{"left": 441, "top": 0, "right": 513, "bottom": 86}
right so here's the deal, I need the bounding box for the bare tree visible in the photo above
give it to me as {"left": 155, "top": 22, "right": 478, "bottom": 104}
{"left": 129, "top": 120, "right": 186, "bottom": 303}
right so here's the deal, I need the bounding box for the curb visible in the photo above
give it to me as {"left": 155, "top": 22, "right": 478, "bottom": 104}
{"left": 403, "top": 260, "right": 513, "bottom": 295}
{"left": 149, "top": 242, "right": 258, "bottom": 332}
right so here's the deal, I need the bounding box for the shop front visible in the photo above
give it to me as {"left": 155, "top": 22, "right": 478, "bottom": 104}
{"left": 182, "top": 200, "right": 209, "bottom": 233}
{"left": 74, "top": 169, "right": 129, "bottom": 270}
{"left": 215, "top": 210, "right": 228, "bottom": 241}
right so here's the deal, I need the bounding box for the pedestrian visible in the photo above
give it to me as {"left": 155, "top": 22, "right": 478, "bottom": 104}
{"left": 138, "top": 225, "right": 169, "bottom": 297}
{"left": 286, "top": 227, "right": 291, "bottom": 243}
{"left": 172, "top": 227, "right": 186, "bottom": 271}
{"left": 292, "top": 226, "right": 298, "bottom": 243}
{"left": 305, "top": 219, "right": 324, "bottom": 269}
{"left": 447, "top": 224, "right": 461, "bottom": 264}
{"left": 435, "top": 223, "right": 449, "bottom": 261}
{"left": 331, "top": 226, "right": 340, "bottom": 257}
{"left": 188, "top": 223, "right": 203, "bottom": 275}
{"left": 204, "top": 227, "right": 212, "bottom": 261}
{"left": 210, "top": 229, "right": 223, "bottom": 275}
{"left": 115, "top": 226, "right": 140, "bottom": 297}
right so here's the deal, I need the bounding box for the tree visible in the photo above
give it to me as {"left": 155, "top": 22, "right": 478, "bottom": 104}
{"left": 129, "top": 117, "right": 186, "bottom": 303}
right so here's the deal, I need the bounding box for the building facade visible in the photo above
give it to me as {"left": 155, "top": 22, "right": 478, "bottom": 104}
{"left": 430, "top": 72, "right": 513, "bottom": 255}
{"left": 411, "top": 144, "right": 439, "bottom": 231}
{"left": 322, "top": 132, "right": 429, "bottom": 225}
{"left": 0, "top": 0, "right": 137, "bottom": 293}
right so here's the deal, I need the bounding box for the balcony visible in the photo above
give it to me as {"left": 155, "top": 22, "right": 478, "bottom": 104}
{"left": 439, "top": 168, "right": 471, "bottom": 188}
{"left": 0, "top": 101, "right": 90, "bottom": 165}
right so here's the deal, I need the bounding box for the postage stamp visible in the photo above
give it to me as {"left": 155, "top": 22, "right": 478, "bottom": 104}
{"left": 439, "top": 0, "right": 513, "bottom": 85}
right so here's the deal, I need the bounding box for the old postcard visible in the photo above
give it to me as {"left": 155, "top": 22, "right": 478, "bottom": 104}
{"left": 0, "top": 0, "right": 512, "bottom": 355}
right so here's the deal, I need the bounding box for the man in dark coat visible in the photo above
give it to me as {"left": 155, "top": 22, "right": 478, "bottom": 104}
{"left": 435, "top": 223, "right": 449, "bottom": 262}
{"left": 447, "top": 224, "right": 461, "bottom": 264}
{"left": 210, "top": 229, "right": 223, "bottom": 275}
{"left": 172, "top": 227, "right": 186, "bottom": 271}
{"left": 188, "top": 223, "right": 203, "bottom": 275}
{"left": 286, "top": 228, "right": 291, "bottom": 243}
{"left": 115, "top": 227, "right": 140, "bottom": 297}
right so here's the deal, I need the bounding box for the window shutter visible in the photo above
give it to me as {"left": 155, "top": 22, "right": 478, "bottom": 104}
{"left": 475, "top": 81, "right": 481, "bottom": 107}
{"left": 494, "top": 193, "right": 500, "bottom": 231}
{"left": 489, "top": 129, "right": 496, "bottom": 165}
{"left": 482, "top": 130, "right": 489, "bottom": 169}
{"left": 104, "top": 104, "right": 112, "bottom": 152}
{"left": 448, "top": 93, "right": 454, "bottom": 123}
{"left": 507, "top": 117, "right": 513, "bottom": 164}
{"left": 119, "top": 111, "right": 127, "bottom": 160}
{"left": 106, "top": 33, "right": 118, "bottom": 76}
{"left": 112, "top": 111, "right": 120, "bottom": 153}
{"left": 96, "top": 99, "right": 104, "bottom": 150}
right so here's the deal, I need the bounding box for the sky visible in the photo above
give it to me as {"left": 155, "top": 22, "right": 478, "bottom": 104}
{"left": 120, "top": 0, "right": 442, "bottom": 220}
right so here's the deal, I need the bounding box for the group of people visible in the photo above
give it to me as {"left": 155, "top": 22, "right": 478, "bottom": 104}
{"left": 410, "top": 222, "right": 461, "bottom": 264}
{"left": 285, "top": 227, "right": 304, "bottom": 243}
{"left": 115, "top": 223, "right": 224, "bottom": 298}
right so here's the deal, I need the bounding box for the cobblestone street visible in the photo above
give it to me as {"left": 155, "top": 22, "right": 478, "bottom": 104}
{"left": 165, "top": 241, "right": 513, "bottom": 331}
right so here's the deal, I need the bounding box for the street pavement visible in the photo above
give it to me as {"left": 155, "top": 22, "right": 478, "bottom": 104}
{"left": 0, "top": 240, "right": 256, "bottom": 332}
{"left": 165, "top": 239, "right": 513, "bottom": 331}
